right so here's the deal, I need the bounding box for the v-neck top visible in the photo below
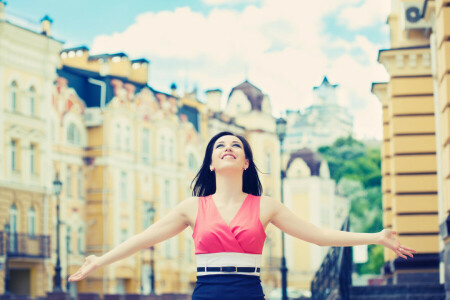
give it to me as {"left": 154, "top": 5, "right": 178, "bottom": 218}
{"left": 192, "top": 194, "right": 266, "bottom": 255}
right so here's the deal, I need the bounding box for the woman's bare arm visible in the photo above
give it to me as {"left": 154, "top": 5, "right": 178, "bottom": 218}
{"left": 264, "top": 196, "right": 415, "bottom": 259}
{"left": 69, "top": 197, "right": 196, "bottom": 282}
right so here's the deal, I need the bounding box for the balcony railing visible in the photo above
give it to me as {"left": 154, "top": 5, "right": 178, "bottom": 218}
{"left": 310, "top": 217, "right": 353, "bottom": 300}
{"left": 1, "top": 231, "right": 50, "bottom": 259}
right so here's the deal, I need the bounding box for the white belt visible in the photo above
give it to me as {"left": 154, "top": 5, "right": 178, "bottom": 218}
{"left": 196, "top": 252, "right": 262, "bottom": 276}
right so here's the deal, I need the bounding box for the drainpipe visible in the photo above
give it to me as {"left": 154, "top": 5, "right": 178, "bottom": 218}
{"left": 88, "top": 78, "right": 108, "bottom": 293}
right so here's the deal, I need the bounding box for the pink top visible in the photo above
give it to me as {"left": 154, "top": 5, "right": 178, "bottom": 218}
{"left": 192, "top": 194, "right": 266, "bottom": 255}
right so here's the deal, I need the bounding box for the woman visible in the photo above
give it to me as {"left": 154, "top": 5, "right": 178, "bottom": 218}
{"left": 69, "top": 131, "right": 415, "bottom": 299}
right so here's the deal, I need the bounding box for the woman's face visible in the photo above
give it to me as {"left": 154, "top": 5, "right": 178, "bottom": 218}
{"left": 210, "top": 135, "right": 249, "bottom": 173}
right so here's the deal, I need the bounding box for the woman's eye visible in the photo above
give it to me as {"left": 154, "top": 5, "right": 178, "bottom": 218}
{"left": 233, "top": 144, "right": 241, "bottom": 148}
{"left": 216, "top": 144, "right": 223, "bottom": 148}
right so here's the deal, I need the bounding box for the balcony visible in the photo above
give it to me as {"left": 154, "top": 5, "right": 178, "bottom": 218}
{"left": 1, "top": 231, "right": 50, "bottom": 259}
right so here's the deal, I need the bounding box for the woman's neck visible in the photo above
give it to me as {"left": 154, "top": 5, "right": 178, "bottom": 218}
{"left": 214, "top": 171, "right": 245, "bottom": 203}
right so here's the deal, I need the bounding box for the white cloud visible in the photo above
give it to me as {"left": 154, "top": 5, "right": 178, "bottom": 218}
{"left": 337, "top": 0, "right": 390, "bottom": 30}
{"left": 203, "top": 0, "right": 260, "bottom": 5}
{"left": 90, "top": 0, "right": 390, "bottom": 140}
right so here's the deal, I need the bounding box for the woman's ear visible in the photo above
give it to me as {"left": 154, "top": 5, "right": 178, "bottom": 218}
{"left": 210, "top": 165, "right": 214, "bottom": 172}
{"left": 244, "top": 159, "right": 249, "bottom": 170}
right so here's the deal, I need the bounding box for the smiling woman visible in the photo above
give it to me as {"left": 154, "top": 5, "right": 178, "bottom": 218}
{"left": 68, "top": 131, "right": 415, "bottom": 299}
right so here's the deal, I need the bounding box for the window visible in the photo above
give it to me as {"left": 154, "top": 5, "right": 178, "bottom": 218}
{"left": 142, "top": 202, "right": 151, "bottom": 229}
{"left": 29, "top": 86, "right": 36, "bottom": 116}
{"left": 168, "top": 138, "right": 174, "bottom": 161}
{"left": 164, "top": 180, "right": 170, "bottom": 208}
{"left": 160, "top": 136, "right": 165, "bottom": 160}
{"left": 188, "top": 153, "right": 197, "bottom": 171}
{"left": 11, "top": 140, "right": 17, "bottom": 171}
{"left": 67, "top": 123, "right": 80, "bottom": 145}
{"left": 67, "top": 226, "right": 71, "bottom": 254}
{"left": 115, "top": 124, "right": 121, "bottom": 149}
{"left": 165, "top": 240, "right": 172, "bottom": 258}
{"left": 120, "top": 229, "right": 128, "bottom": 243}
{"left": 78, "top": 168, "right": 83, "bottom": 198}
{"left": 10, "top": 81, "right": 17, "bottom": 112}
{"left": 120, "top": 172, "right": 127, "bottom": 201}
{"left": 9, "top": 205, "right": 18, "bottom": 252}
{"left": 142, "top": 128, "right": 150, "bottom": 163}
{"left": 27, "top": 207, "right": 36, "bottom": 236}
{"left": 30, "top": 144, "right": 36, "bottom": 174}
{"left": 78, "top": 227, "right": 84, "bottom": 253}
{"left": 66, "top": 166, "right": 71, "bottom": 197}
{"left": 125, "top": 126, "right": 131, "bottom": 151}
{"left": 266, "top": 152, "right": 271, "bottom": 173}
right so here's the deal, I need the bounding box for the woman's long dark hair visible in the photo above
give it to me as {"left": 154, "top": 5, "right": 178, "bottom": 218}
{"left": 191, "top": 131, "right": 263, "bottom": 197}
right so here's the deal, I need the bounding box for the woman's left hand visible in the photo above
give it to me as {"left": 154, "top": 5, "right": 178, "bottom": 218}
{"left": 378, "top": 229, "right": 416, "bottom": 259}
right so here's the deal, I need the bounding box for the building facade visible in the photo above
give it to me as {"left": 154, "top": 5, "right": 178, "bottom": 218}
{"left": 0, "top": 2, "right": 63, "bottom": 296}
{"left": 372, "top": 0, "right": 449, "bottom": 286}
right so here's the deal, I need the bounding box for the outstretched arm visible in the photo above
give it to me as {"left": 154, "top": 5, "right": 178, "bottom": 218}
{"left": 266, "top": 196, "right": 415, "bottom": 259}
{"left": 69, "top": 197, "right": 195, "bottom": 282}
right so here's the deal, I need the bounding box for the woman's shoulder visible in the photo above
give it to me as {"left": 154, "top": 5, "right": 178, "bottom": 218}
{"left": 259, "top": 195, "right": 282, "bottom": 207}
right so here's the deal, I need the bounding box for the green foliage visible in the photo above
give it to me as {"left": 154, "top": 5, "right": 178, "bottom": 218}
{"left": 318, "top": 135, "right": 383, "bottom": 274}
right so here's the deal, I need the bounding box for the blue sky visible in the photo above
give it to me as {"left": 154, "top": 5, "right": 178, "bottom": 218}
{"left": 5, "top": 0, "right": 391, "bottom": 140}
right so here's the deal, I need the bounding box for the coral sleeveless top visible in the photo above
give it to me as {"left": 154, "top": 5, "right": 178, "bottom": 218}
{"left": 192, "top": 194, "right": 266, "bottom": 255}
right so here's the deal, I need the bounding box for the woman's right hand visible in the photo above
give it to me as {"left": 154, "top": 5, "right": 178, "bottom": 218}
{"left": 68, "top": 255, "right": 101, "bottom": 282}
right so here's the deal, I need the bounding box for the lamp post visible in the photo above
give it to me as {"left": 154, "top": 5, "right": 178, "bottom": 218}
{"left": 66, "top": 226, "right": 71, "bottom": 292}
{"left": 4, "top": 223, "right": 11, "bottom": 296}
{"left": 276, "top": 117, "right": 288, "bottom": 300}
{"left": 147, "top": 203, "right": 156, "bottom": 294}
{"left": 53, "top": 173, "right": 63, "bottom": 292}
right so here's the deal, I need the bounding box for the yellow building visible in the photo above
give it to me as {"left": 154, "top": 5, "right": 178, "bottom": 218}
{"left": 372, "top": 0, "right": 447, "bottom": 285}
{"left": 0, "top": 2, "right": 63, "bottom": 296}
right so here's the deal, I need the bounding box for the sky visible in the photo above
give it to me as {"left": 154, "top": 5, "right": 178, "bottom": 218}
{"left": 6, "top": 0, "right": 391, "bottom": 140}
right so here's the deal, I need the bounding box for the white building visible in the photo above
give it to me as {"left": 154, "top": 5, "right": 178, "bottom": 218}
{"left": 284, "top": 77, "right": 353, "bottom": 152}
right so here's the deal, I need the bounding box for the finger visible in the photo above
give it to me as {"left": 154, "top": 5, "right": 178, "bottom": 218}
{"left": 399, "top": 248, "right": 414, "bottom": 258}
{"left": 391, "top": 230, "right": 397, "bottom": 235}
{"left": 395, "top": 250, "right": 407, "bottom": 259}
{"left": 400, "top": 245, "right": 416, "bottom": 253}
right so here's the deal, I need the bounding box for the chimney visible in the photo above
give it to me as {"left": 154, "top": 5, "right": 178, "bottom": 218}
{"left": 0, "top": 1, "right": 6, "bottom": 21}
{"left": 40, "top": 15, "right": 53, "bottom": 36}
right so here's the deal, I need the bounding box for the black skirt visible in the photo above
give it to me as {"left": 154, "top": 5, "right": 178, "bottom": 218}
{"left": 192, "top": 274, "right": 265, "bottom": 300}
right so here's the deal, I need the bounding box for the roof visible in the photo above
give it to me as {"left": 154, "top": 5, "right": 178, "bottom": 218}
{"left": 88, "top": 52, "right": 128, "bottom": 61}
{"left": 61, "top": 46, "right": 89, "bottom": 53}
{"left": 228, "top": 80, "right": 264, "bottom": 111}
{"left": 286, "top": 148, "right": 323, "bottom": 176}
{"left": 313, "top": 76, "right": 338, "bottom": 90}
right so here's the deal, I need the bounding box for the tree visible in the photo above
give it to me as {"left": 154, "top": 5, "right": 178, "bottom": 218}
{"left": 319, "top": 136, "right": 383, "bottom": 274}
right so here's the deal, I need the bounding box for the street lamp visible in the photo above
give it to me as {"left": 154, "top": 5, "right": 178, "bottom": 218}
{"left": 4, "top": 223, "right": 11, "bottom": 296}
{"left": 53, "top": 173, "right": 63, "bottom": 292}
{"left": 66, "top": 226, "right": 71, "bottom": 292}
{"left": 276, "top": 117, "right": 288, "bottom": 300}
{"left": 147, "top": 203, "right": 156, "bottom": 295}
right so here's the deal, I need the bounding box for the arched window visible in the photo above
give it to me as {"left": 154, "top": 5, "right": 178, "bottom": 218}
{"left": 30, "top": 144, "right": 36, "bottom": 174}
{"left": 160, "top": 136, "right": 165, "bottom": 161}
{"left": 120, "top": 171, "right": 127, "bottom": 202}
{"left": 78, "top": 227, "right": 84, "bottom": 253}
{"left": 78, "top": 168, "right": 83, "bottom": 199}
{"left": 115, "top": 124, "right": 121, "bottom": 149}
{"left": 9, "top": 205, "right": 18, "bottom": 252}
{"left": 29, "top": 86, "right": 36, "bottom": 116}
{"left": 142, "top": 128, "right": 150, "bottom": 163}
{"left": 9, "top": 205, "right": 18, "bottom": 233}
{"left": 10, "top": 140, "right": 17, "bottom": 171}
{"left": 188, "top": 153, "right": 197, "bottom": 171}
{"left": 266, "top": 152, "right": 271, "bottom": 173}
{"left": 164, "top": 179, "right": 170, "bottom": 208}
{"left": 27, "top": 207, "right": 36, "bottom": 236}
{"left": 67, "top": 123, "right": 80, "bottom": 145}
{"left": 10, "top": 81, "right": 18, "bottom": 112}
{"left": 125, "top": 126, "right": 131, "bottom": 151}
{"left": 66, "top": 166, "right": 71, "bottom": 198}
